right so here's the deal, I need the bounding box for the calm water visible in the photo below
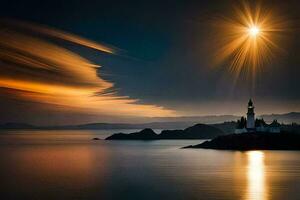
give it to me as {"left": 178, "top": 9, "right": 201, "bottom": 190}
{"left": 0, "top": 130, "right": 300, "bottom": 200}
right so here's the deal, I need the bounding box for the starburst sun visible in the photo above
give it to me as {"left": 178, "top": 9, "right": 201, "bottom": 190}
{"left": 248, "top": 26, "right": 260, "bottom": 37}
{"left": 213, "top": 1, "right": 287, "bottom": 79}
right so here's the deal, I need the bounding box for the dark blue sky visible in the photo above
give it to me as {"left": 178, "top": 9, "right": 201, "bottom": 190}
{"left": 1, "top": 0, "right": 299, "bottom": 123}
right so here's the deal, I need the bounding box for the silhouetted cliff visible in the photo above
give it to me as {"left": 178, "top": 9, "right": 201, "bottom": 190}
{"left": 106, "top": 128, "right": 158, "bottom": 140}
{"left": 0, "top": 123, "right": 36, "bottom": 129}
{"left": 184, "top": 132, "right": 300, "bottom": 150}
{"left": 106, "top": 124, "right": 225, "bottom": 140}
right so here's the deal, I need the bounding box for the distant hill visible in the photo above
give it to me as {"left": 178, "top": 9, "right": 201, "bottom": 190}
{"left": 0, "top": 112, "right": 299, "bottom": 130}
{"left": 152, "top": 115, "right": 241, "bottom": 124}
{"left": 0, "top": 121, "right": 199, "bottom": 130}
{"left": 211, "top": 122, "right": 237, "bottom": 133}
{"left": 153, "top": 112, "right": 300, "bottom": 124}
{"left": 0, "top": 122, "right": 195, "bottom": 130}
{"left": 105, "top": 128, "right": 158, "bottom": 140}
{"left": 259, "top": 112, "right": 300, "bottom": 124}
{"left": 74, "top": 121, "right": 195, "bottom": 130}
{"left": 106, "top": 124, "right": 226, "bottom": 140}
{"left": 0, "top": 123, "right": 36, "bottom": 129}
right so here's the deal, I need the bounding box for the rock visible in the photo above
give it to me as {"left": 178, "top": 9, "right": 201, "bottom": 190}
{"left": 184, "top": 132, "right": 300, "bottom": 150}
{"left": 106, "top": 128, "right": 158, "bottom": 140}
{"left": 159, "top": 130, "right": 186, "bottom": 139}
{"left": 105, "top": 124, "right": 226, "bottom": 140}
{"left": 183, "top": 124, "right": 225, "bottom": 139}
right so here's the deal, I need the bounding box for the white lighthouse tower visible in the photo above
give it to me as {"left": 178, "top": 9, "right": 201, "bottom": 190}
{"left": 246, "top": 99, "right": 255, "bottom": 130}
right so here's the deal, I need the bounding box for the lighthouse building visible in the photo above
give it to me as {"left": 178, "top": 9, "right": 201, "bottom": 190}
{"left": 234, "top": 99, "right": 281, "bottom": 133}
{"left": 246, "top": 99, "right": 255, "bottom": 131}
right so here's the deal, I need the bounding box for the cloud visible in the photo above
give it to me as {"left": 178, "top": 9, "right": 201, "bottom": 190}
{"left": 0, "top": 20, "right": 175, "bottom": 121}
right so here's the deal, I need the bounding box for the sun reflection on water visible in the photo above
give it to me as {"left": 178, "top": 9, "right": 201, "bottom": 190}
{"left": 245, "top": 151, "right": 268, "bottom": 200}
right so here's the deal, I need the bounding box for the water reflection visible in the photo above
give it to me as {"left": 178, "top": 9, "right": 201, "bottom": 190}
{"left": 245, "top": 151, "right": 268, "bottom": 200}
{"left": 2, "top": 132, "right": 300, "bottom": 200}
{"left": 1, "top": 144, "right": 109, "bottom": 197}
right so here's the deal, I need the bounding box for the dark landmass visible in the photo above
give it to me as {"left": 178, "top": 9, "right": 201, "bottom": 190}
{"left": 0, "top": 123, "right": 36, "bottom": 129}
{"left": 184, "top": 132, "right": 300, "bottom": 150}
{"left": 210, "top": 121, "right": 237, "bottom": 133}
{"left": 278, "top": 123, "right": 300, "bottom": 133}
{"left": 106, "top": 128, "right": 158, "bottom": 140}
{"left": 105, "top": 124, "right": 226, "bottom": 140}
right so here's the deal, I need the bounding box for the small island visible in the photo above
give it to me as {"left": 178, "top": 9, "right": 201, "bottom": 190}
{"left": 105, "top": 124, "right": 225, "bottom": 140}
{"left": 183, "top": 132, "right": 300, "bottom": 150}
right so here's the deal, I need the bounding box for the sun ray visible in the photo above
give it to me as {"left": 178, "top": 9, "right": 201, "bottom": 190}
{"left": 212, "top": 1, "right": 288, "bottom": 81}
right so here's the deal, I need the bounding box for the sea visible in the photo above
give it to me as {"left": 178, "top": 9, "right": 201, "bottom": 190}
{"left": 0, "top": 129, "right": 299, "bottom": 200}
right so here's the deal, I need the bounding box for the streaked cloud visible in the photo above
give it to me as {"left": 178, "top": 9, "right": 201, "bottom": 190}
{"left": 0, "top": 20, "right": 175, "bottom": 118}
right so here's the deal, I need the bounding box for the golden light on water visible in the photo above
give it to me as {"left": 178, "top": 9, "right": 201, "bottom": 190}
{"left": 213, "top": 1, "right": 288, "bottom": 80}
{"left": 245, "top": 151, "right": 268, "bottom": 200}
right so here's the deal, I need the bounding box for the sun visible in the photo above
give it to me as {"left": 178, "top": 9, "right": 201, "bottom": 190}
{"left": 212, "top": 1, "right": 287, "bottom": 80}
{"left": 248, "top": 26, "right": 260, "bottom": 37}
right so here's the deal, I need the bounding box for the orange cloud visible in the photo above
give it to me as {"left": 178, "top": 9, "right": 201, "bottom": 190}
{"left": 0, "top": 20, "right": 175, "bottom": 118}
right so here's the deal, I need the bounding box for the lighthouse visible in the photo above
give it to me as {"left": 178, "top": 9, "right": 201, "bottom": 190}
{"left": 246, "top": 99, "right": 255, "bottom": 130}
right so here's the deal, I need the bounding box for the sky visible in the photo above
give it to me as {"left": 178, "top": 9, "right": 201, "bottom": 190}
{"left": 0, "top": 0, "right": 299, "bottom": 125}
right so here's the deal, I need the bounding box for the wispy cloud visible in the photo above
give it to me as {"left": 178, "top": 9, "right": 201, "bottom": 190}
{"left": 0, "top": 20, "right": 175, "bottom": 118}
